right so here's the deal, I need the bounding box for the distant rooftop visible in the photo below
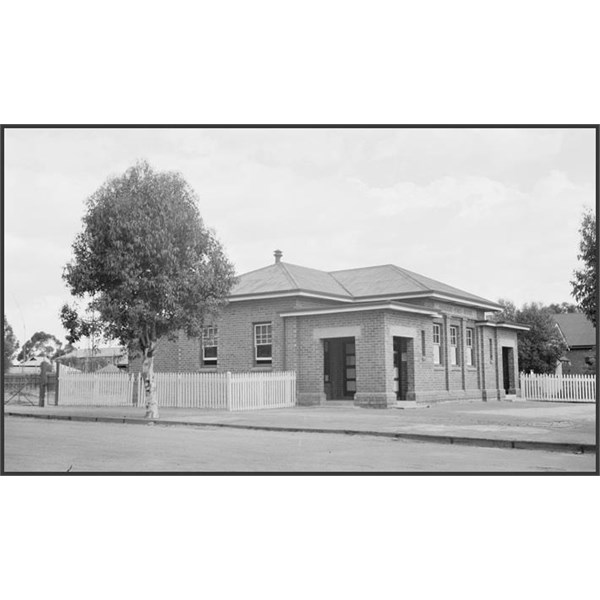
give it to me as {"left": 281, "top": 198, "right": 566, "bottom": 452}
{"left": 552, "top": 313, "right": 596, "bottom": 348}
{"left": 57, "top": 347, "right": 128, "bottom": 361}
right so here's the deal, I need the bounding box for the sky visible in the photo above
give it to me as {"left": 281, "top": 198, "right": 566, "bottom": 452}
{"left": 3, "top": 127, "right": 596, "bottom": 349}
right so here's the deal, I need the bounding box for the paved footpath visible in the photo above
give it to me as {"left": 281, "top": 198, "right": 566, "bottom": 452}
{"left": 5, "top": 400, "right": 597, "bottom": 453}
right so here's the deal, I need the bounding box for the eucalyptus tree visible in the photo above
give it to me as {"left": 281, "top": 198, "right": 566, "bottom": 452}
{"left": 571, "top": 208, "right": 597, "bottom": 327}
{"left": 3, "top": 316, "right": 19, "bottom": 372}
{"left": 62, "top": 161, "right": 236, "bottom": 418}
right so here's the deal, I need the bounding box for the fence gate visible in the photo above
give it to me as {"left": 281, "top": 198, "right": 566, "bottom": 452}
{"left": 4, "top": 363, "right": 56, "bottom": 406}
{"left": 3, "top": 373, "right": 41, "bottom": 405}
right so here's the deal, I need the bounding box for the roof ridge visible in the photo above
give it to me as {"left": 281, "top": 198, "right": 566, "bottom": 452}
{"left": 388, "top": 264, "right": 431, "bottom": 292}
{"left": 285, "top": 261, "right": 354, "bottom": 296}
{"left": 328, "top": 272, "right": 357, "bottom": 297}
{"left": 278, "top": 262, "right": 300, "bottom": 289}
{"left": 329, "top": 263, "right": 396, "bottom": 274}
{"left": 233, "top": 263, "right": 282, "bottom": 279}
{"left": 279, "top": 260, "right": 330, "bottom": 273}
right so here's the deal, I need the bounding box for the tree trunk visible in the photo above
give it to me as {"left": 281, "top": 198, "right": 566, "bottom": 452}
{"left": 142, "top": 347, "right": 159, "bottom": 419}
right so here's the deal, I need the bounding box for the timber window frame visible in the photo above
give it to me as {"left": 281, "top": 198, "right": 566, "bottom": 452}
{"left": 254, "top": 322, "right": 273, "bottom": 364}
{"left": 449, "top": 325, "right": 459, "bottom": 366}
{"left": 202, "top": 326, "right": 218, "bottom": 366}
{"left": 433, "top": 323, "right": 442, "bottom": 365}
{"left": 465, "top": 327, "right": 474, "bottom": 367}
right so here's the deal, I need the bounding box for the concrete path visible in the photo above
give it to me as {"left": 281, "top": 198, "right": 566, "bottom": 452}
{"left": 5, "top": 400, "right": 597, "bottom": 453}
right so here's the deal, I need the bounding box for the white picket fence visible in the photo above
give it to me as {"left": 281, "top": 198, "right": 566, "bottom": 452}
{"left": 229, "top": 371, "right": 297, "bottom": 411}
{"left": 150, "top": 372, "right": 228, "bottom": 409}
{"left": 58, "top": 372, "right": 138, "bottom": 406}
{"left": 58, "top": 370, "right": 297, "bottom": 411}
{"left": 520, "top": 372, "right": 596, "bottom": 403}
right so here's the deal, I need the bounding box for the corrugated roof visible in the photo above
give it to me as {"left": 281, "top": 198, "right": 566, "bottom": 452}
{"left": 58, "top": 347, "right": 127, "bottom": 360}
{"left": 231, "top": 259, "right": 499, "bottom": 308}
{"left": 231, "top": 262, "right": 352, "bottom": 298}
{"left": 330, "top": 264, "right": 498, "bottom": 305}
{"left": 552, "top": 314, "right": 596, "bottom": 348}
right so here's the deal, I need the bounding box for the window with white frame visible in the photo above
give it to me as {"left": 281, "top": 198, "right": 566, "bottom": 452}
{"left": 433, "top": 324, "right": 442, "bottom": 365}
{"left": 202, "top": 326, "right": 218, "bottom": 365}
{"left": 449, "top": 325, "right": 459, "bottom": 366}
{"left": 254, "top": 323, "right": 272, "bottom": 364}
{"left": 466, "top": 328, "right": 474, "bottom": 366}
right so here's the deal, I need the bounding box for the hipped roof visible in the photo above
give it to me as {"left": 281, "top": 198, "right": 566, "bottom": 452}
{"left": 231, "top": 260, "right": 501, "bottom": 309}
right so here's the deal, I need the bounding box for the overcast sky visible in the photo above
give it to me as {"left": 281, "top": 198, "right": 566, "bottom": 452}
{"left": 4, "top": 127, "right": 596, "bottom": 348}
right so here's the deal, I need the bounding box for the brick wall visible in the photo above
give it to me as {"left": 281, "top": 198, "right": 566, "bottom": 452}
{"left": 563, "top": 347, "right": 596, "bottom": 374}
{"left": 293, "top": 309, "right": 388, "bottom": 406}
{"left": 129, "top": 295, "right": 513, "bottom": 407}
{"left": 130, "top": 296, "right": 350, "bottom": 376}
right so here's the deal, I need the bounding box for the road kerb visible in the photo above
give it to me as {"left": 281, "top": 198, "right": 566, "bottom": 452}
{"left": 5, "top": 410, "right": 595, "bottom": 455}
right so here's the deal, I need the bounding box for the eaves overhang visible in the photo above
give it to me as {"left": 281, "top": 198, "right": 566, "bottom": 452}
{"left": 228, "top": 290, "right": 354, "bottom": 303}
{"left": 279, "top": 302, "right": 442, "bottom": 318}
{"left": 475, "top": 321, "right": 531, "bottom": 331}
{"left": 228, "top": 289, "right": 500, "bottom": 311}
{"left": 352, "top": 292, "right": 502, "bottom": 312}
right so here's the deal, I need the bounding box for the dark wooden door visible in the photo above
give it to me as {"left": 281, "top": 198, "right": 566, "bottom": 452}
{"left": 393, "top": 337, "right": 408, "bottom": 400}
{"left": 343, "top": 340, "right": 356, "bottom": 398}
{"left": 502, "top": 347, "right": 511, "bottom": 393}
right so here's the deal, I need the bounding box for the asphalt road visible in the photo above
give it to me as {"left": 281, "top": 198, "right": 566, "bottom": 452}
{"left": 3, "top": 417, "right": 596, "bottom": 473}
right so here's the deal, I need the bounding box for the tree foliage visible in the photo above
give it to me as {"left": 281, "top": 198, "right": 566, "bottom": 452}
{"left": 61, "top": 161, "right": 236, "bottom": 418}
{"left": 62, "top": 161, "right": 236, "bottom": 351}
{"left": 546, "top": 302, "right": 578, "bottom": 314}
{"left": 571, "top": 208, "right": 597, "bottom": 327}
{"left": 17, "top": 331, "right": 62, "bottom": 362}
{"left": 495, "top": 298, "right": 517, "bottom": 322}
{"left": 495, "top": 301, "right": 568, "bottom": 374}
{"left": 3, "top": 315, "right": 20, "bottom": 372}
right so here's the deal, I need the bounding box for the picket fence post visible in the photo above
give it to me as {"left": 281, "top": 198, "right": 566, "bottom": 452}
{"left": 226, "top": 371, "right": 232, "bottom": 411}
{"left": 55, "top": 361, "right": 61, "bottom": 406}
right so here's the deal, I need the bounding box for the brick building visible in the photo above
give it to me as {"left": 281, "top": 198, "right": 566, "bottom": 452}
{"left": 143, "top": 251, "right": 528, "bottom": 407}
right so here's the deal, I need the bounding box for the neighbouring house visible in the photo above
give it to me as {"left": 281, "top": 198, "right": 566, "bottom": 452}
{"left": 552, "top": 313, "right": 596, "bottom": 375}
{"left": 8, "top": 356, "right": 53, "bottom": 374}
{"left": 134, "top": 250, "right": 529, "bottom": 407}
{"left": 56, "top": 346, "right": 129, "bottom": 373}
{"left": 96, "top": 363, "right": 122, "bottom": 374}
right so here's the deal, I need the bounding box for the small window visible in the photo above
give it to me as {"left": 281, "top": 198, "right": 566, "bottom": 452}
{"left": 489, "top": 338, "right": 494, "bottom": 362}
{"left": 466, "top": 328, "right": 474, "bottom": 367}
{"left": 421, "top": 330, "right": 426, "bottom": 357}
{"left": 202, "top": 326, "right": 218, "bottom": 366}
{"left": 449, "top": 326, "right": 459, "bottom": 366}
{"left": 254, "top": 323, "right": 272, "bottom": 364}
{"left": 433, "top": 324, "right": 441, "bottom": 365}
